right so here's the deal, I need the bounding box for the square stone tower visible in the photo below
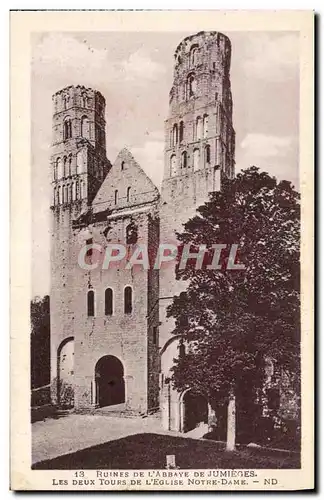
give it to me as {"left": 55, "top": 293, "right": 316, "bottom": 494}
{"left": 50, "top": 85, "right": 111, "bottom": 406}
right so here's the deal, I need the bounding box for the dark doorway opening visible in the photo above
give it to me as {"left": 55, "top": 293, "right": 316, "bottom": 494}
{"left": 95, "top": 355, "right": 125, "bottom": 408}
{"left": 183, "top": 391, "right": 208, "bottom": 433}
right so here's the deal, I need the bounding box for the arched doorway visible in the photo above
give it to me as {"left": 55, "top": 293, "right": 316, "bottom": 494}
{"left": 181, "top": 390, "right": 208, "bottom": 433}
{"left": 57, "top": 337, "right": 74, "bottom": 408}
{"left": 95, "top": 355, "right": 125, "bottom": 408}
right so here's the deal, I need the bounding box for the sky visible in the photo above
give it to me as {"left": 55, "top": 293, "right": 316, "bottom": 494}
{"left": 31, "top": 31, "right": 300, "bottom": 298}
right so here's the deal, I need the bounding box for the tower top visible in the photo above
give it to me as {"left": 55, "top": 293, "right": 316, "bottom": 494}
{"left": 52, "top": 85, "right": 106, "bottom": 116}
{"left": 174, "top": 31, "right": 231, "bottom": 57}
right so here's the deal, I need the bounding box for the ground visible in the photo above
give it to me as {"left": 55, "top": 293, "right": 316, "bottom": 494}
{"left": 32, "top": 414, "right": 300, "bottom": 470}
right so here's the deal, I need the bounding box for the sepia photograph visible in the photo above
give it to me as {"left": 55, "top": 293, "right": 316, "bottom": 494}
{"left": 10, "top": 10, "right": 314, "bottom": 491}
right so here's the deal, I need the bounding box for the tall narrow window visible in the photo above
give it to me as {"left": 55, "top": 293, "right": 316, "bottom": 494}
{"left": 179, "top": 121, "right": 184, "bottom": 143}
{"left": 181, "top": 151, "right": 187, "bottom": 169}
{"left": 56, "top": 158, "right": 63, "bottom": 179}
{"left": 127, "top": 186, "right": 131, "bottom": 203}
{"left": 196, "top": 116, "right": 202, "bottom": 140}
{"left": 68, "top": 154, "right": 72, "bottom": 176}
{"left": 75, "top": 181, "right": 79, "bottom": 200}
{"left": 65, "top": 185, "right": 69, "bottom": 204}
{"left": 203, "top": 114, "right": 209, "bottom": 138}
{"left": 57, "top": 186, "right": 61, "bottom": 204}
{"left": 205, "top": 144, "right": 211, "bottom": 166}
{"left": 105, "top": 288, "right": 113, "bottom": 316}
{"left": 53, "top": 187, "right": 57, "bottom": 206}
{"left": 69, "top": 184, "right": 73, "bottom": 203}
{"left": 63, "top": 118, "right": 72, "bottom": 140}
{"left": 114, "top": 189, "right": 118, "bottom": 205}
{"left": 81, "top": 93, "right": 87, "bottom": 108}
{"left": 189, "top": 45, "right": 198, "bottom": 67}
{"left": 187, "top": 74, "right": 196, "bottom": 98}
{"left": 172, "top": 124, "right": 178, "bottom": 146}
{"left": 170, "top": 155, "right": 177, "bottom": 177}
{"left": 124, "top": 286, "right": 132, "bottom": 314}
{"left": 87, "top": 290, "right": 95, "bottom": 317}
{"left": 63, "top": 157, "right": 68, "bottom": 178}
{"left": 62, "top": 185, "right": 65, "bottom": 204}
{"left": 121, "top": 161, "right": 125, "bottom": 171}
{"left": 193, "top": 148, "right": 200, "bottom": 171}
{"left": 53, "top": 162, "right": 57, "bottom": 181}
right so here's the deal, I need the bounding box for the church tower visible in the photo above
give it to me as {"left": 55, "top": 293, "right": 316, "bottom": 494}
{"left": 159, "top": 32, "right": 236, "bottom": 430}
{"left": 50, "top": 85, "right": 110, "bottom": 405}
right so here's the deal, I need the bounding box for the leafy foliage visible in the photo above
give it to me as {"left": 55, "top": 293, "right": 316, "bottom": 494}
{"left": 31, "top": 295, "right": 51, "bottom": 390}
{"left": 168, "top": 167, "right": 300, "bottom": 405}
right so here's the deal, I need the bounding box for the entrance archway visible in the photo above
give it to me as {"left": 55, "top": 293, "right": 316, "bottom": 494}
{"left": 181, "top": 390, "right": 208, "bottom": 433}
{"left": 95, "top": 355, "right": 125, "bottom": 408}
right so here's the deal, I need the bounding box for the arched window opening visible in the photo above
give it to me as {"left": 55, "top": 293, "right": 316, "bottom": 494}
{"left": 53, "top": 187, "right": 57, "bottom": 206}
{"left": 205, "top": 144, "right": 211, "bottom": 166}
{"left": 63, "top": 157, "right": 68, "bottom": 178}
{"left": 126, "top": 222, "right": 138, "bottom": 245}
{"left": 172, "top": 124, "right": 178, "bottom": 146}
{"left": 196, "top": 116, "right": 202, "bottom": 140}
{"left": 81, "top": 116, "right": 90, "bottom": 139}
{"left": 181, "top": 151, "right": 187, "bottom": 169}
{"left": 179, "top": 121, "right": 184, "bottom": 143}
{"left": 170, "top": 155, "right": 177, "bottom": 177}
{"left": 69, "top": 184, "right": 73, "bottom": 203}
{"left": 189, "top": 45, "right": 198, "bottom": 67}
{"left": 63, "top": 117, "right": 72, "bottom": 140}
{"left": 81, "top": 93, "right": 87, "bottom": 108}
{"left": 124, "top": 286, "right": 133, "bottom": 314}
{"left": 187, "top": 73, "right": 196, "bottom": 98}
{"left": 62, "top": 185, "right": 65, "bottom": 204}
{"left": 62, "top": 94, "right": 69, "bottom": 110}
{"left": 75, "top": 181, "right": 80, "bottom": 201}
{"left": 65, "top": 185, "right": 69, "bottom": 204}
{"left": 57, "top": 186, "right": 61, "bottom": 204}
{"left": 57, "top": 158, "right": 63, "bottom": 179}
{"left": 126, "top": 186, "right": 131, "bottom": 203}
{"left": 68, "top": 154, "right": 72, "bottom": 176}
{"left": 87, "top": 290, "right": 95, "bottom": 317}
{"left": 203, "top": 114, "right": 209, "bottom": 138}
{"left": 105, "top": 288, "right": 113, "bottom": 316}
{"left": 121, "top": 161, "right": 125, "bottom": 171}
{"left": 114, "top": 189, "right": 118, "bottom": 205}
{"left": 193, "top": 148, "right": 200, "bottom": 171}
{"left": 53, "top": 162, "right": 57, "bottom": 181}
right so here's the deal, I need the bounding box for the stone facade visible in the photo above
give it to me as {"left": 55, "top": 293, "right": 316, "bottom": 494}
{"left": 50, "top": 32, "right": 235, "bottom": 424}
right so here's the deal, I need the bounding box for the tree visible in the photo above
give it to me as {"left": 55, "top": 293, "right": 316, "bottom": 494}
{"left": 31, "top": 295, "right": 50, "bottom": 391}
{"left": 167, "top": 167, "right": 300, "bottom": 447}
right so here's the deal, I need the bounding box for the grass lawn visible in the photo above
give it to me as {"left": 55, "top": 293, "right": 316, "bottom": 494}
{"left": 32, "top": 433, "right": 300, "bottom": 470}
